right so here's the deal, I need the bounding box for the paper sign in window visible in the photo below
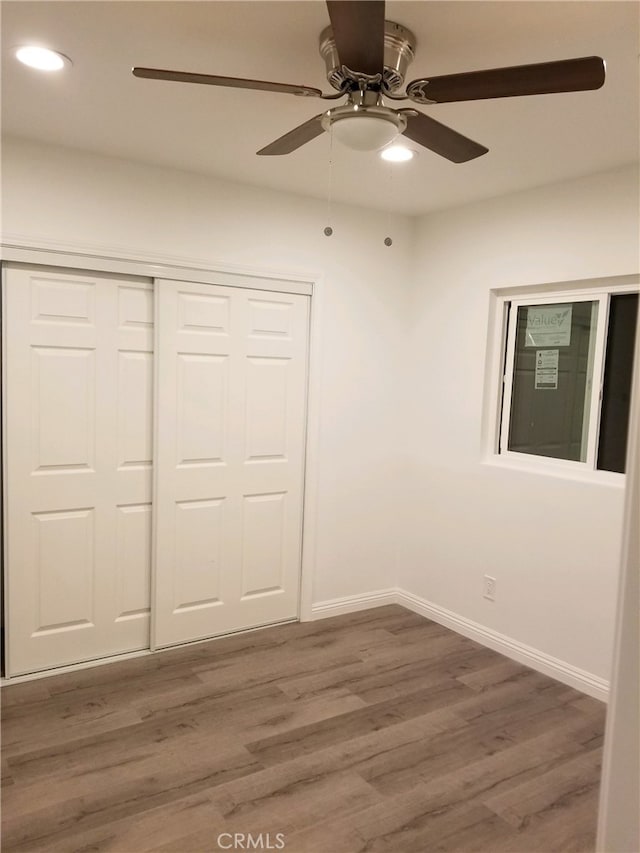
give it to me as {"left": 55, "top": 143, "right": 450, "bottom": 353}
{"left": 535, "top": 349, "right": 559, "bottom": 389}
{"left": 526, "top": 306, "right": 572, "bottom": 347}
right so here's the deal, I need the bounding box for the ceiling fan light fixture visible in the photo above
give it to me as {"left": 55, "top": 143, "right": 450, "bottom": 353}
{"left": 322, "top": 105, "right": 407, "bottom": 151}
{"left": 331, "top": 115, "right": 400, "bottom": 151}
{"left": 15, "top": 45, "right": 70, "bottom": 71}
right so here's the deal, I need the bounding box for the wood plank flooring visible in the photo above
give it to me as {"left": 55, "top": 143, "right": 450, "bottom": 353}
{"left": 1, "top": 605, "right": 606, "bottom": 852}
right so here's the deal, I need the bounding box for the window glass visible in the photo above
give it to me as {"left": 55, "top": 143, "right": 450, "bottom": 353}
{"left": 597, "top": 293, "right": 639, "bottom": 473}
{"left": 507, "top": 301, "right": 598, "bottom": 462}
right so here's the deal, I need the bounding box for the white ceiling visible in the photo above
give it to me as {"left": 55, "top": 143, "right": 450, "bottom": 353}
{"left": 2, "top": 1, "right": 639, "bottom": 215}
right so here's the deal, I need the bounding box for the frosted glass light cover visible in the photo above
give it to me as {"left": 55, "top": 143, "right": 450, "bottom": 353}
{"left": 331, "top": 115, "right": 401, "bottom": 151}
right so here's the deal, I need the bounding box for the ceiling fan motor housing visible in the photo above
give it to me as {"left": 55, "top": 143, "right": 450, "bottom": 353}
{"left": 319, "top": 20, "right": 416, "bottom": 91}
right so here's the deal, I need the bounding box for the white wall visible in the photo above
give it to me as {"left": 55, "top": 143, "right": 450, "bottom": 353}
{"left": 402, "top": 165, "right": 639, "bottom": 683}
{"left": 1, "top": 136, "right": 414, "bottom": 606}
{"left": 3, "top": 137, "right": 638, "bottom": 687}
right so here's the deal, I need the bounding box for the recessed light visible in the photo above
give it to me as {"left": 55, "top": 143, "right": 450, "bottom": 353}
{"left": 380, "top": 145, "right": 415, "bottom": 163}
{"left": 15, "top": 46, "right": 71, "bottom": 71}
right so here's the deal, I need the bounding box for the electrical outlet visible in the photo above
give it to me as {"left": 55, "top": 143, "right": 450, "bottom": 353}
{"left": 483, "top": 575, "right": 496, "bottom": 601}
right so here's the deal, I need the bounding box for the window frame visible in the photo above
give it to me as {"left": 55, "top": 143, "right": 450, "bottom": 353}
{"left": 485, "top": 276, "right": 640, "bottom": 483}
{"left": 500, "top": 292, "right": 609, "bottom": 469}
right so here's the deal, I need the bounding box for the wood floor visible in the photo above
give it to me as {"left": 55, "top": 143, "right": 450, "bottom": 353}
{"left": 1, "top": 605, "right": 606, "bottom": 853}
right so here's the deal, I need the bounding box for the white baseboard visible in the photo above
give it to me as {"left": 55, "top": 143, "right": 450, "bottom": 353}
{"left": 9, "top": 589, "right": 608, "bottom": 700}
{"left": 310, "top": 587, "right": 609, "bottom": 701}
{"left": 309, "top": 588, "right": 398, "bottom": 620}
{"left": 396, "top": 589, "right": 609, "bottom": 702}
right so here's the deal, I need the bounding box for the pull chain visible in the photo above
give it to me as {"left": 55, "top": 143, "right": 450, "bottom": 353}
{"left": 324, "top": 128, "right": 334, "bottom": 237}
{"left": 384, "top": 161, "right": 393, "bottom": 246}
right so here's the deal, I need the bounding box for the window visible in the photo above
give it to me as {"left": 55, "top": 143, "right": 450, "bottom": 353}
{"left": 499, "top": 288, "right": 638, "bottom": 474}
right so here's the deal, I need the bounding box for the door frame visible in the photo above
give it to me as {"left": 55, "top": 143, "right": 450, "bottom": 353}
{"left": 0, "top": 240, "right": 321, "bottom": 680}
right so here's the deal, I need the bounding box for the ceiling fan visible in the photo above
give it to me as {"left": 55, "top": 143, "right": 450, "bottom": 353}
{"left": 132, "top": 0, "right": 605, "bottom": 163}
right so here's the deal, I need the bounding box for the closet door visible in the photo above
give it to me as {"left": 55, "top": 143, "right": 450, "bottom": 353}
{"left": 153, "top": 280, "right": 309, "bottom": 647}
{"left": 3, "top": 265, "right": 154, "bottom": 675}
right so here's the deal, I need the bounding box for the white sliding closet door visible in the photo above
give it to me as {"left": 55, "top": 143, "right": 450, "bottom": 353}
{"left": 153, "top": 280, "right": 309, "bottom": 647}
{"left": 4, "top": 265, "right": 154, "bottom": 675}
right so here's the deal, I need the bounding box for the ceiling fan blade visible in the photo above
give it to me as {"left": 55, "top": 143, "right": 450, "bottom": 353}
{"left": 257, "top": 114, "right": 326, "bottom": 155}
{"left": 406, "top": 56, "right": 605, "bottom": 104}
{"left": 326, "top": 1, "right": 385, "bottom": 77}
{"left": 132, "top": 67, "right": 323, "bottom": 98}
{"left": 401, "top": 112, "right": 488, "bottom": 163}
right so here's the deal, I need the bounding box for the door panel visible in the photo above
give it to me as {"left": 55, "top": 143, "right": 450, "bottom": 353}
{"left": 153, "top": 280, "right": 309, "bottom": 647}
{"left": 115, "top": 503, "right": 152, "bottom": 620}
{"left": 173, "top": 497, "right": 226, "bottom": 611}
{"left": 32, "top": 346, "right": 96, "bottom": 471}
{"left": 4, "top": 266, "right": 153, "bottom": 675}
{"left": 176, "top": 353, "right": 228, "bottom": 465}
{"left": 117, "top": 351, "right": 153, "bottom": 468}
{"left": 245, "top": 357, "right": 289, "bottom": 459}
{"left": 31, "top": 507, "right": 95, "bottom": 634}
{"left": 240, "top": 492, "right": 286, "bottom": 597}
